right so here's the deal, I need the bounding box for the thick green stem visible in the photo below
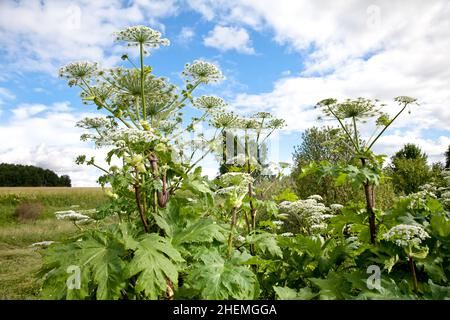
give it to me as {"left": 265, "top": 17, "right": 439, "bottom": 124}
{"left": 139, "top": 43, "right": 147, "bottom": 122}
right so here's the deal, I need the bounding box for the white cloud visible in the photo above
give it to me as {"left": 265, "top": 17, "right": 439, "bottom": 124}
{"left": 11, "top": 103, "right": 48, "bottom": 120}
{"left": 203, "top": 25, "right": 255, "bottom": 54}
{"left": 177, "top": 26, "right": 195, "bottom": 43}
{"left": 0, "top": 87, "right": 15, "bottom": 106}
{"left": 187, "top": 0, "right": 450, "bottom": 163}
{"left": 0, "top": 0, "right": 178, "bottom": 74}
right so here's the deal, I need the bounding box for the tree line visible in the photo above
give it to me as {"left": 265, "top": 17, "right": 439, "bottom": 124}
{"left": 0, "top": 163, "right": 71, "bottom": 187}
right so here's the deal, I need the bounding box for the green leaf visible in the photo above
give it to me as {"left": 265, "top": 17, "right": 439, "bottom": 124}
{"left": 310, "top": 271, "right": 352, "bottom": 299}
{"left": 273, "top": 286, "right": 317, "bottom": 300}
{"left": 246, "top": 232, "right": 283, "bottom": 258}
{"left": 78, "top": 231, "right": 127, "bottom": 300}
{"left": 127, "top": 233, "right": 184, "bottom": 299}
{"left": 430, "top": 215, "right": 450, "bottom": 238}
{"left": 187, "top": 249, "right": 258, "bottom": 299}
{"left": 172, "top": 218, "right": 226, "bottom": 246}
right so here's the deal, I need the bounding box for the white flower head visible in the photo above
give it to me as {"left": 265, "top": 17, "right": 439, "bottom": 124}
{"left": 383, "top": 224, "right": 429, "bottom": 248}
{"left": 278, "top": 198, "right": 333, "bottom": 235}
{"left": 59, "top": 61, "right": 99, "bottom": 85}
{"left": 193, "top": 95, "right": 227, "bottom": 113}
{"left": 182, "top": 60, "right": 223, "bottom": 84}
{"left": 114, "top": 25, "right": 170, "bottom": 49}
{"left": 308, "top": 194, "right": 323, "bottom": 202}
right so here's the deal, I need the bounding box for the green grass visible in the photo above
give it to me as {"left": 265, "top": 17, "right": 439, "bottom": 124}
{"left": 0, "top": 187, "right": 109, "bottom": 299}
{"left": 0, "top": 187, "right": 108, "bottom": 225}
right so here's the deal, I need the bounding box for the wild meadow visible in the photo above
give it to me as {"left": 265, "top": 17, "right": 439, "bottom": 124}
{"left": 0, "top": 187, "right": 108, "bottom": 298}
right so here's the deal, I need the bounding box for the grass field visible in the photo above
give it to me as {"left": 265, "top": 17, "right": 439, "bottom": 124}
{"left": 0, "top": 187, "right": 108, "bottom": 299}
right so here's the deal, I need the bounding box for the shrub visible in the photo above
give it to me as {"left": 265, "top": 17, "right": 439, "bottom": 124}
{"left": 14, "top": 202, "right": 43, "bottom": 222}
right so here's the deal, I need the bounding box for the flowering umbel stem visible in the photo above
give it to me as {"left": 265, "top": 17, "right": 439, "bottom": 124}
{"left": 139, "top": 43, "right": 147, "bottom": 122}
{"left": 361, "top": 157, "right": 377, "bottom": 244}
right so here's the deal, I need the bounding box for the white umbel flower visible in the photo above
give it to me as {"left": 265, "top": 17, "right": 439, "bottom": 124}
{"left": 383, "top": 224, "right": 429, "bottom": 248}
{"left": 114, "top": 25, "right": 170, "bottom": 48}
{"left": 193, "top": 95, "right": 227, "bottom": 112}
{"left": 182, "top": 60, "right": 223, "bottom": 84}
{"left": 59, "top": 61, "right": 99, "bottom": 85}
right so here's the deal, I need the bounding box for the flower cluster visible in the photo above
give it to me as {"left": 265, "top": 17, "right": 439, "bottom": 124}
{"left": 76, "top": 117, "right": 114, "bottom": 130}
{"left": 211, "top": 112, "right": 239, "bottom": 129}
{"left": 383, "top": 224, "right": 429, "bottom": 248}
{"left": 182, "top": 60, "right": 223, "bottom": 84}
{"left": 114, "top": 25, "right": 170, "bottom": 49}
{"left": 95, "top": 127, "right": 159, "bottom": 148}
{"left": 193, "top": 95, "right": 227, "bottom": 113}
{"left": 59, "top": 61, "right": 99, "bottom": 86}
{"left": 278, "top": 197, "right": 334, "bottom": 234}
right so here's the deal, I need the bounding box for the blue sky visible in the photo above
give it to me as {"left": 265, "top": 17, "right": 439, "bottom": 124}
{"left": 0, "top": 0, "right": 449, "bottom": 186}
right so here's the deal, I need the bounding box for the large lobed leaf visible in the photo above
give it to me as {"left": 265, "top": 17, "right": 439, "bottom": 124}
{"left": 186, "top": 249, "right": 258, "bottom": 299}
{"left": 126, "top": 233, "right": 184, "bottom": 299}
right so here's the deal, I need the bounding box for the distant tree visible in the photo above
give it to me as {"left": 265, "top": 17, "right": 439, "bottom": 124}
{"left": 445, "top": 145, "right": 450, "bottom": 168}
{"left": 0, "top": 163, "right": 71, "bottom": 187}
{"left": 59, "top": 175, "right": 72, "bottom": 187}
{"left": 292, "top": 126, "right": 359, "bottom": 204}
{"left": 390, "top": 144, "right": 430, "bottom": 194}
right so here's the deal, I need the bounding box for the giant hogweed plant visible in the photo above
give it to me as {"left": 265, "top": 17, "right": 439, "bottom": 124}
{"left": 303, "top": 97, "right": 418, "bottom": 244}
{"left": 39, "top": 26, "right": 283, "bottom": 300}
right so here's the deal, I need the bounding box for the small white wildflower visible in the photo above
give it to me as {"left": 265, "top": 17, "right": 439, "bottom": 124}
{"left": 272, "top": 220, "right": 284, "bottom": 226}
{"left": 55, "top": 210, "right": 92, "bottom": 222}
{"left": 30, "top": 241, "right": 55, "bottom": 248}
{"left": 383, "top": 224, "right": 429, "bottom": 248}
{"left": 236, "top": 235, "right": 246, "bottom": 242}
{"left": 280, "top": 232, "right": 294, "bottom": 237}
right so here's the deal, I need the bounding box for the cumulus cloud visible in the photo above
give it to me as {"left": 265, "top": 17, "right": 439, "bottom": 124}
{"left": 0, "top": 0, "right": 178, "bottom": 74}
{"left": 204, "top": 25, "right": 255, "bottom": 54}
{"left": 188, "top": 0, "right": 450, "bottom": 163}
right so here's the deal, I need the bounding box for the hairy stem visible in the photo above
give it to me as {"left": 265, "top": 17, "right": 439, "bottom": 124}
{"left": 361, "top": 158, "right": 377, "bottom": 244}
{"left": 408, "top": 255, "right": 419, "bottom": 294}
{"left": 227, "top": 207, "right": 238, "bottom": 258}
{"left": 134, "top": 183, "right": 149, "bottom": 233}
